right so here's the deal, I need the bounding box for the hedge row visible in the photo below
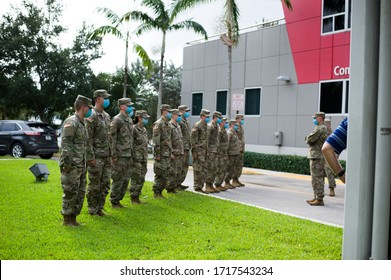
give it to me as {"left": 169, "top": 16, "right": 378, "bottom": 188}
{"left": 244, "top": 151, "right": 346, "bottom": 175}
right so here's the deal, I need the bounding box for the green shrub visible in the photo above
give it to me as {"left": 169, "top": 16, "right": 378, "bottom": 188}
{"left": 244, "top": 152, "right": 346, "bottom": 175}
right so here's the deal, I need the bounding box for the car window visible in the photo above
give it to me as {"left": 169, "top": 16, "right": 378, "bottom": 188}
{"left": 28, "top": 123, "right": 54, "bottom": 133}
{"left": 0, "top": 122, "right": 21, "bottom": 132}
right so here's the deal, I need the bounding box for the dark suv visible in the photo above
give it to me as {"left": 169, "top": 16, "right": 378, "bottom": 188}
{"left": 0, "top": 120, "right": 59, "bottom": 159}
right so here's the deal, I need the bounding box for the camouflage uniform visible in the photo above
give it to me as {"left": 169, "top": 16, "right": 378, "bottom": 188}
{"left": 110, "top": 98, "right": 134, "bottom": 206}
{"left": 167, "top": 109, "right": 184, "bottom": 192}
{"left": 215, "top": 118, "right": 229, "bottom": 189}
{"left": 85, "top": 90, "right": 112, "bottom": 215}
{"left": 130, "top": 110, "right": 150, "bottom": 201}
{"left": 225, "top": 120, "right": 241, "bottom": 185}
{"left": 305, "top": 112, "right": 328, "bottom": 204}
{"left": 153, "top": 104, "right": 173, "bottom": 196}
{"left": 191, "top": 109, "right": 210, "bottom": 192}
{"left": 59, "top": 95, "right": 92, "bottom": 226}
{"left": 205, "top": 111, "right": 222, "bottom": 193}
{"left": 178, "top": 105, "right": 191, "bottom": 189}
{"left": 236, "top": 114, "right": 245, "bottom": 186}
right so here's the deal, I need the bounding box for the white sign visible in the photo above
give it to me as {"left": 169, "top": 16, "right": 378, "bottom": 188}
{"left": 232, "top": 93, "right": 244, "bottom": 111}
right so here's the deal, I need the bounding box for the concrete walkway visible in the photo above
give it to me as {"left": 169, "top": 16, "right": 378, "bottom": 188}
{"left": 145, "top": 163, "right": 345, "bottom": 228}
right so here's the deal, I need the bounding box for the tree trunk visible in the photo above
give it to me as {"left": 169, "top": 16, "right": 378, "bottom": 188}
{"left": 123, "top": 33, "right": 129, "bottom": 98}
{"left": 157, "top": 31, "right": 166, "bottom": 118}
{"left": 227, "top": 44, "right": 232, "bottom": 119}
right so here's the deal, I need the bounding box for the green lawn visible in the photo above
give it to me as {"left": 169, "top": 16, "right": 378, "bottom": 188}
{"left": 0, "top": 158, "right": 343, "bottom": 260}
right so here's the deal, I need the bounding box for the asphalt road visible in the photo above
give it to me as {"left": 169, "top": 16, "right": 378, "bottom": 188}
{"left": 145, "top": 163, "right": 345, "bottom": 227}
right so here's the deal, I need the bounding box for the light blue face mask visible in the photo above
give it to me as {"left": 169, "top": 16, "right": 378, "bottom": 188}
{"left": 85, "top": 108, "right": 92, "bottom": 118}
{"left": 216, "top": 118, "right": 222, "bottom": 124}
{"left": 313, "top": 119, "right": 319, "bottom": 126}
{"left": 224, "top": 123, "right": 228, "bottom": 129}
{"left": 234, "top": 125, "right": 239, "bottom": 131}
{"left": 103, "top": 99, "right": 110, "bottom": 108}
{"left": 184, "top": 112, "right": 190, "bottom": 118}
{"left": 205, "top": 117, "right": 210, "bottom": 123}
{"left": 240, "top": 119, "right": 244, "bottom": 125}
{"left": 166, "top": 112, "right": 172, "bottom": 119}
{"left": 126, "top": 106, "right": 133, "bottom": 115}
{"left": 176, "top": 116, "right": 182, "bottom": 123}
{"left": 142, "top": 118, "right": 149, "bottom": 126}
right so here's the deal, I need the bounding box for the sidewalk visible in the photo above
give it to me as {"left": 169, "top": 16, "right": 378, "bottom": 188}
{"left": 145, "top": 162, "right": 345, "bottom": 228}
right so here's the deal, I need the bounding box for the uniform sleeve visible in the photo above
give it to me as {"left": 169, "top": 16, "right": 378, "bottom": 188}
{"left": 190, "top": 125, "right": 198, "bottom": 151}
{"left": 60, "top": 120, "right": 76, "bottom": 166}
{"left": 110, "top": 118, "right": 118, "bottom": 158}
{"left": 153, "top": 122, "right": 161, "bottom": 157}
{"left": 85, "top": 116, "right": 95, "bottom": 161}
{"left": 306, "top": 127, "right": 321, "bottom": 145}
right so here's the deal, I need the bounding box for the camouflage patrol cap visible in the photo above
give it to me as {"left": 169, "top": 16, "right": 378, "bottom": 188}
{"left": 200, "top": 109, "right": 210, "bottom": 117}
{"left": 160, "top": 104, "right": 172, "bottom": 112}
{"left": 213, "top": 111, "right": 223, "bottom": 118}
{"left": 229, "top": 119, "right": 237, "bottom": 126}
{"left": 313, "top": 112, "right": 325, "bottom": 118}
{"left": 235, "top": 114, "right": 244, "bottom": 120}
{"left": 135, "top": 110, "right": 150, "bottom": 118}
{"left": 178, "top": 105, "right": 190, "bottom": 111}
{"left": 76, "top": 95, "right": 93, "bottom": 108}
{"left": 221, "top": 117, "right": 228, "bottom": 122}
{"left": 93, "top": 89, "right": 111, "bottom": 98}
{"left": 118, "top": 98, "right": 134, "bottom": 106}
{"left": 325, "top": 118, "right": 331, "bottom": 124}
{"left": 171, "top": 109, "right": 182, "bottom": 116}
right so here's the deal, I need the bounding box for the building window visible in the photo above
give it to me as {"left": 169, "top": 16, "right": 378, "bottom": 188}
{"left": 245, "top": 88, "right": 261, "bottom": 115}
{"left": 322, "top": 0, "right": 351, "bottom": 34}
{"left": 192, "top": 92, "right": 203, "bottom": 116}
{"left": 216, "top": 90, "right": 227, "bottom": 115}
{"left": 319, "top": 80, "right": 349, "bottom": 114}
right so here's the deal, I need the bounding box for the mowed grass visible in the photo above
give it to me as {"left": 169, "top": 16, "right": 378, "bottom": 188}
{"left": 0, "top": 158, "right": 343, "bottom": 260}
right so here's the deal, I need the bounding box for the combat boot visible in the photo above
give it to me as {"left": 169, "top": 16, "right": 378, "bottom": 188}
{"left": 237, "top": 179, "right": 245, "bottom": 186}
{"left": 112, "top": 203, "right": 124, "bottom": 208}
{"left": 329, "top": 188, "right": 335, "bottom": 197}
{"left": 231, "top": 178, "right": 242, "bottom": 188}
{"left": 131, "top": 196, "right": 142, "bottom": 204}
{"left": 224, "top": 181, "right": 235, "bottom": 189}
{"left": 215, "top": 184, "right": 227, "bottom": 191}
{"left": 154, "top": 192, "right": 165, "bottom": 199}
{"left": 62, "top": 215, "right": 73, "bottom": 226}
{"left": 306, "top": 197, "right": 316, "bottom": 204}
{"left": 180, "top": 184, "right": 189, "bottom": 190}
{"left": 205, "top": 183, "right": 219, "bottom": 193}
{"left": 97, "top": 210, "right": 106, "bottom": 216}
{"left": 194, "top": 187, "right": 206, "bottom": 193}
{"left": 71, "top": 215, "right": 81, "bottom": 226}
{"left": 167, "top": 188, "right": 177, "bottom": 194}
{"left": 309, "top": 198, "right": 324, "bottom": 206}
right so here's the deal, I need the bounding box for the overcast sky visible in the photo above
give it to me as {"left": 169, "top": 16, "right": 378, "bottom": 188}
{"left": 1, "top": 0, "right": 285, "bottom": 74}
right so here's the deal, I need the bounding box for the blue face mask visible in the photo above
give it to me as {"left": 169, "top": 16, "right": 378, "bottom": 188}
{"left": 240, "top": 119, "right": 244, "bottom": 125}
{"left": 166, "top": 112, "right": 172, "bottom": 119}
{"left": 103, "top": 99, "right": 110, "bottom": 108}
{"left": 142, "top": 118, "right": 149, "bottom": 126}
{"left": 176, "top": 116, "right": 182, "bottom": 123}
{"left": 85, "top": 108, "right": 92, "bottom": 118}
{"left": 205, "top": 117, "right": 210, "bottom": 123}
{"left": 313, "top": 119, "right": 319, "bottom": 126}
{"left": 184, "top": 112, "right": 190, "bottom": 118}
{"left": 126, "top": 106, "right": 133, "bottom": 115}
{"left": 224, "top": 123, "right": 228, "bottom": 129}
{"left": 234, "top": 125, "right": 239, "bottom": 131}
{"left": 216, "top": 118, "right": 222, "bottom": 124}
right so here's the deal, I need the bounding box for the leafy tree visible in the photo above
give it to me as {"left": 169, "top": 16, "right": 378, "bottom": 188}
{"left": 0, "top": 0, "right": 102, "bottom": 124}
{"left": 124, "top": 0, "right": 208, "bottom": 117}
{"left": 89, "top": 7, "right": 153, "bottom": 98}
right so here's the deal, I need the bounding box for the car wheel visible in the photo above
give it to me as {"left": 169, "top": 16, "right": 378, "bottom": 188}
{"left": 11, "top": 143, "right": 26, "bottom": 158}
{"left": 39, "top": 153, "right": 53, "bottom": 160}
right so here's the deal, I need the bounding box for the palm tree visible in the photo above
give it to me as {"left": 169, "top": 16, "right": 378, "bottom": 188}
{"left": 123, "top": 0, "right": 208, "bottom": 117}
{"left": 89, "top": 7, "right": 153, "bottom": 98}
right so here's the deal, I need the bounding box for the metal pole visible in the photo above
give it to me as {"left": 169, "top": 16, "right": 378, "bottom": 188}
{"left": 371, "top": 0, "right": 391, "bottom": 260}
{"left": 343, "top": 0, "right": 380, "bottom": 259}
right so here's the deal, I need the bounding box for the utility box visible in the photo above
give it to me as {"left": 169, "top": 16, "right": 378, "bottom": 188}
{"left": 29, "top": 163, "right": 50, "bottom": 182}
{"left": 274, "top": 131, "right": 283, "bottom": 146}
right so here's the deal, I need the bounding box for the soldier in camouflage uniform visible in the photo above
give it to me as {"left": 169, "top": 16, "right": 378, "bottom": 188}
{"left": 59, "top": 95, "right": 93, "bottom": 226}
{"left": 85, "top": 89, "right": 112, "bottom": 216}
{"left": 153, "top": 104, "right": 173, "bottom": 198}
{"left": 205, "top": 111, "right": 223, "bottom": 193}
{"left": 324, "top": 119, "right": 337, "bottom": 196}
{"left": 225, "top": 120, "right": 242, "bottom": 189}
{"left": 305, "top": 112, "right": 328, "bottom": 206}
{"left": 178, "top": 105, "right": 191, "bottom": 190}
{"left": 110, "top": 98, "right": 134, "bottom": 208}
{"left": 234, "top": 114, "right": 245, "bottom": 187}
{"left": 190, "top": 109, "right": 210, "bottom": 193}
{"left": 214, "top": 117, "right": 229, "bottom": 191}
{"left": 167, "top": 109, "right": 184, "bottom": 193}
{"left": 130, "top": 110, "right": 150, "bottom": 204}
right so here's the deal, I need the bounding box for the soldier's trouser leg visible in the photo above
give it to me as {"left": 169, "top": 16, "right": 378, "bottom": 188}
{"left": 130, "top": 161, "right": 147, "bottom": 198}
{"left": 110, "top": 157, "right": 132, "bottom": 205}
{"left": 87, "top": 157, "right": 112, "bottom": 214}
{"left": 325, "top": 164, "right": 336, "bottom": 189}
{"left": 153, "top": 157, "right": 170, "bottom": 194}
{"left": 226, "top": 154, "right": 240, "bottom": 182}
{"left": 192, "top": 154, "right": 206, "bottom": 189}
{"left": 167, "top": 154, "right": 183, "bottom": 190}
{"left": 215, "top": 154, "right": 228, "bottom": 186}
{"left": 179, "top": 149, "right": 189, "bottom": 185}
{"left": 310, "top": 158, "right": 325, "bottom": 199}
{"left": 61, "top": 166, "right": 86, "bottom": 217}
{"left": 237, "top": 152, "right": 244, "bottom": 177}
{"left": 205, "top": 152, "right": 218, "bottom": 184}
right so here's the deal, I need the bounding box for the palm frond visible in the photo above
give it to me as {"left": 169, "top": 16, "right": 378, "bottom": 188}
{"left": 282, "top": 0, "right": 293, "bottom": 11}
{"left": 133, "top": 43, "right": 154, "bottom": 75}
{"left": 88, "top": 26, "right": 123, "bottom": 40}
{"left": 224, "top": 0, "right": 240, "bottom": 43}
{"left": 141, "top": 0, "right": 165, "bottom": 16}
{"left": 170, "top": 0, "right": 213, "bottom": 20}
{"left": 96, "top": 7, "right": 122, "bottom": 27}
{"left": 170, "top": 20, "right": 208, "bottom": 40}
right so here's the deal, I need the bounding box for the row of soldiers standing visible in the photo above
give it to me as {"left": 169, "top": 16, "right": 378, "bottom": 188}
{"left": 59, "top": 90, "right": 246, "bottom": 226}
